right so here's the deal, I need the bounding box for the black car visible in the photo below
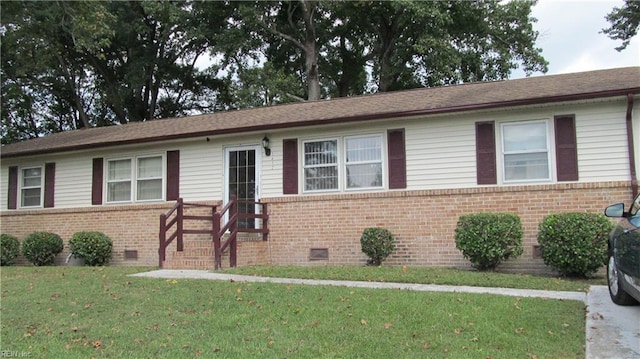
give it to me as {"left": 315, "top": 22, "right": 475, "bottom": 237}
{"left": 604, "top": 193, "right": 640, "bottom": 305}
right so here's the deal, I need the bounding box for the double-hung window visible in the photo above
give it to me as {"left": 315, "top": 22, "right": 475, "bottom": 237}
{"left": 501, "top": 121, "right": 551, "bottom": 182}
{"left": 345, "top": 135, "right": 383, "bottom": 189}
{"left": 137, "top": 156, "right": 163, "bottom": 200}
{"left": 107, "top": 159, "right": 132, "bottom": 202}
{"left": 107, "top": 155, "right": 163, "bottom": 203}
{"left": 20, "top": 167, "right": 42, "bottom": 207}
{"left": 303, "top": 140, "right": 338, "bottom": 192}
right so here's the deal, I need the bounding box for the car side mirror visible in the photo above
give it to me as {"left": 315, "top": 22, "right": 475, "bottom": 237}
{"left": 604, "top": 203, "right": 625, "bottom": 218}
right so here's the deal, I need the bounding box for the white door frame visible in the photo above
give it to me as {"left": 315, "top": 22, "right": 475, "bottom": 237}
{"left": 223, "top": 145, "right": 261, "bottom": 228}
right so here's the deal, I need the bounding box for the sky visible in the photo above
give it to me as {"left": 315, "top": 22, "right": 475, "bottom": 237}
{"left": 511, "top": 0, "right": 640, "bottom": 78}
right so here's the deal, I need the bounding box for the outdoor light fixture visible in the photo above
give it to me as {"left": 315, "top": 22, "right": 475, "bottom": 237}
{"left": 262, "top": 136, "right": 271, "bottom": 156}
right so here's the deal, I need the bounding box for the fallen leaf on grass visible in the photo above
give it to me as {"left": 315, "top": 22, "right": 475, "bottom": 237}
{"left": 360, "top": 319, "right": 367, "bottom": 325}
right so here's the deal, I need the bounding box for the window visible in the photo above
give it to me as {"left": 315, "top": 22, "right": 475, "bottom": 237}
{"left": 137, "top": 156, "right": 163, "bottom": 200}
{"left": 304, "top": 140, "right": 338, "bottom": 191}
{"left": 501, "top": 121, "right": 550, "bottom": 182}
{"left": 106, "top": 155, "right": 163, "bottom": 203}
{"left": 20, "top": 167, "right": 42, "bottom": 207}
{"left": 107, "top": 159, "right": 132, "bottom": 202}
{"left": 345, "top": 135, "right": 383, "bottom": 189}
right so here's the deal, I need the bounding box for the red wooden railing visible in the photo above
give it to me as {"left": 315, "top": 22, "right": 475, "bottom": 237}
{"left": 159, "top": 196, "right": 269, "bottom": 269}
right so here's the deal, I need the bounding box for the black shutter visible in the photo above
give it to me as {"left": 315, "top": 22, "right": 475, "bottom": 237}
{"left": 555, "top": 115, "right": 578, "bottom": 181}
{"left": 92, "top": 158, "right": 103, "bottom": 205}
{"left": 283, "top": 139, "right": 298, "bottom": 194}
{"left": 166, "top": 150, "right": 180, "bottom": 200}
{"left": 476, "top": 121, "right": 497, "bottom": 185}
{"left": 387, "top": 129, "right": 407, "bottom": 189}
{"left": 44, "top": 162, "right": 55, "bottom": 208}
{"left": 8, "top": 166, "right": 18, "bottom": 209}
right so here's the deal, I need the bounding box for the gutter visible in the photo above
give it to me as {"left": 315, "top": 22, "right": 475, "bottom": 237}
{"left": 626, "top": 93, "right": 638, "bottom": 197}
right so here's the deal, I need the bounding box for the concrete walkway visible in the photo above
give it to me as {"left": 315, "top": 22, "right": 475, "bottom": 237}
{"left": 131, "top": 270, "right": 640, "bottom": 359}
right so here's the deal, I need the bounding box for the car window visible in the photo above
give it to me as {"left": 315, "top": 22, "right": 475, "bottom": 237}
{"left": 630, "top": 195, "right": 640, "bottom": 217}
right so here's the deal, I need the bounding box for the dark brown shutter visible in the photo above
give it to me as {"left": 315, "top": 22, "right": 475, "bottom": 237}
{"left": 92, "top": 158, "right": 103, "bottom": 205}
{"left": 44, "top": 162, "right": 55, "bottom": 208}
{"left": 283, "top": 139, "right": 298, "bottom": 194}
{"left": 8, "top": 166, "right": 18, "bottom": 209}
{"left": 476, "top": 121, "right": 497, "bottom": 185}
{"left": 555, "top": 114, "right": 578, "bottom": 181}
{"left": 387, "top": 129, "right": 407, "bottom": 189}
{"left": 166, "top": 150, "right": 180, "bottom": 201}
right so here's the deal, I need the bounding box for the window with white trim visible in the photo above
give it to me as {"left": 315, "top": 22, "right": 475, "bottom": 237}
{"left": 20, "top": 167, "right": 42, "bottom": 207}
{"left": 501, "top": 121, "right": 551, "bottom": 182}
{"left": 345, "top": 135, "right": 383, "bottom": 189}
{"left": 303, "top": 140, "right": 338, "bottom": 191}
{"left": 106, "top": 155, "right": 163, "bottom": 203}
{"left": 137, "top": 156, "right": 163, "bottom": 200}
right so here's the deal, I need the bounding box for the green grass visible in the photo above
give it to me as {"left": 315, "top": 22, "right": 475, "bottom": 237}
{"left": 223, "top": 265, "right": 605, "bottom": 292}
{"left": 1, "top": 266, "right": 586, "bottom": 358}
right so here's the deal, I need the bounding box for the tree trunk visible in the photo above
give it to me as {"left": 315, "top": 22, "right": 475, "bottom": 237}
{"left": 300, "top": 0, "right": 320, "bottom": 101}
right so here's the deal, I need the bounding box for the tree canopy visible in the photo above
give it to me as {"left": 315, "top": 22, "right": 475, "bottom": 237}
{"left": 602, "top": 0, "right": 640, "bottom": 51}
{"left": 1, "top": 0, "right": 549, "bottom": 144}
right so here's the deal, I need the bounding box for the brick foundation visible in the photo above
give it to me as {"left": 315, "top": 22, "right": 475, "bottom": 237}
{"left": 1, "top": 202, "right": 175, "bottom": 266}
{"left": 263, "top": 181, "right": 632, "bottom": 273}
{"left": 0, "top": 181, "right": 632, "bottom": 273}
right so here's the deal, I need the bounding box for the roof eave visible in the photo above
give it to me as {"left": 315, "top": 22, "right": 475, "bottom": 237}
{"left": 3, "top": 87, "right": 639, "bottom": 159}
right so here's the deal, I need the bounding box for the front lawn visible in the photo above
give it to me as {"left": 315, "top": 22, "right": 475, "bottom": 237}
{"left": 1, "top": 266, "right": 586, "bottom": 358}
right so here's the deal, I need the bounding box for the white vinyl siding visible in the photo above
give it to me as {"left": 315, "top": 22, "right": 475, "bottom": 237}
{"left": 404, "top": 116, "right": 477, "bottom": 189}
{"left": 54, "top": 157, "right": 93, "bottom": 208}
{"left": 574, "top": 102, "right": 631, "bottom": 182}
{"left": 0, "top": 98, "right": 635, "bottom": 210}
{"left": 20, "top": 167, "right": 43, "bottom": 208}
{"left": 179, "top": 142, "right": 222, "bottom": 202}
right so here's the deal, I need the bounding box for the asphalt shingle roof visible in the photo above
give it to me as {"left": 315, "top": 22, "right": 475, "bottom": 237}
{"left": 2, "top": 66, "right": 639, "bottom": 159}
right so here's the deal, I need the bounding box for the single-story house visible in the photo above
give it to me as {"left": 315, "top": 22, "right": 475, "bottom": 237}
{"left": 2, "top": 66, "right": 639, "bottom": 272}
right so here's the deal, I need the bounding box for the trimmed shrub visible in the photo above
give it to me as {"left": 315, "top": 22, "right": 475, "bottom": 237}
{"left": 22, "top": 232, "right": 64, "bottom": 266}
{"left": 361, "top": 227, "right": 396, "bottom": 266}
{"left": 455, "top": 213, "right": 524, "bottom": 271}
{"left": 1, "top": 234, "right": 21, "bottom": 266}
{"left": 537, "top": 212, "right": 613, "bottom": 277}
{"left": 69, "top": 231, "right": 113, "bottom": 266}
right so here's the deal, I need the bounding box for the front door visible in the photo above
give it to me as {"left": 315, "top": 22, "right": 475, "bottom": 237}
{"left": 225, "top": 146, "right": 260, "bottom": 229}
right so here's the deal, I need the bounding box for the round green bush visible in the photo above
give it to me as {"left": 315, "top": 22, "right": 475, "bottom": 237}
{"left": 22, "top": 232, "right": 64, "bottom": 266}
{"left": 360, "top": 227, "right": 396, "bottom": 266}
{"left": 455, "top": 213, "right": 524, "bottom": 271}
{"left": 537, "top": 212, "right": 613, "bottom": 278}
{"left": 69, "top": 231, "right": 113, "bottom": 266}
{"left": 1, "top": 234, "right": 21, "bottom": 266}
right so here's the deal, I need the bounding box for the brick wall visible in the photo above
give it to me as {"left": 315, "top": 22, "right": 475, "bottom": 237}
{"left": 263, "top": 181, "right": 632, "bottom": 273}
{"left": 1, "top": 181, "right": 632, "bottom": 273}
{"left": 2, "top": 202, "right": 179, "bottom": 267}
